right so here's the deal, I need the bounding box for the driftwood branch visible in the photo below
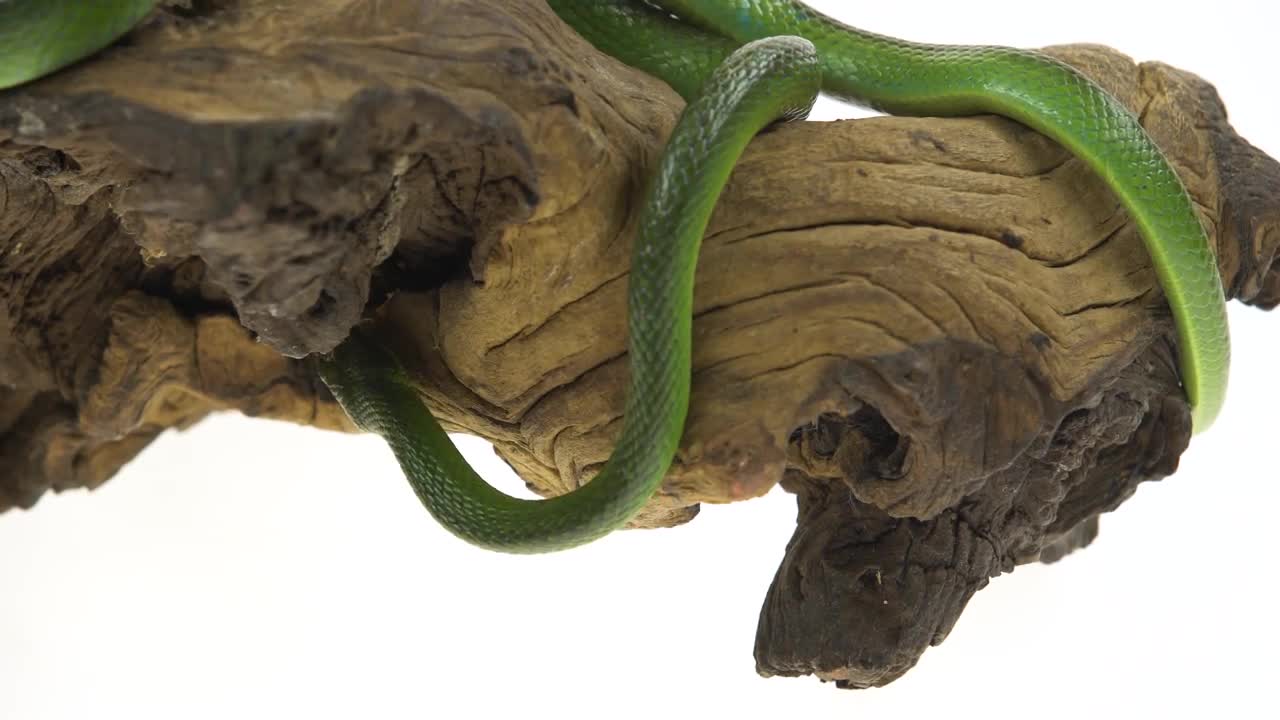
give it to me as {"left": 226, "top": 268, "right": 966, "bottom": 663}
{"left": 1, "top": 0, "right": 1277, "bottom": 687}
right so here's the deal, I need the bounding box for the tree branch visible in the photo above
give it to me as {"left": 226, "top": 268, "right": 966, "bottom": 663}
{"left": 1, "top": 0, "right": 1276, "bottom": 687}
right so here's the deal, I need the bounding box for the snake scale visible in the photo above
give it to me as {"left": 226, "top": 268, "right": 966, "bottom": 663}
{"left": 0, "top": 0, "right": 1230, "bottom": 553}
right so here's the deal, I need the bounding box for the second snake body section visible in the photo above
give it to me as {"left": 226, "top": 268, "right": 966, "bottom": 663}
{"left": 553, "top": 0, "right": 1229, "bottom": 434}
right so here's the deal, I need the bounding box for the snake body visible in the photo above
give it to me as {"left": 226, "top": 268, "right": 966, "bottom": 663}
{"left": 0, "top": 0, "right": 158, "bottom": 89}
{"left": 321, "top": 38, "right": 818, "bottom": 551}
{"left": 1, "top": 0, "right": 1230, "bottom": 552}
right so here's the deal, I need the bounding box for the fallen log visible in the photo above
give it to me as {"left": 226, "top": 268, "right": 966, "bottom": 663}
{"left": 1, "top": 0, "right": 1276, "bottom": 687}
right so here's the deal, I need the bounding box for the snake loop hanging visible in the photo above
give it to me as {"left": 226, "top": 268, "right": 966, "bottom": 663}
{"left": 0, "top": 0, "right": 1230, "bottom": 553}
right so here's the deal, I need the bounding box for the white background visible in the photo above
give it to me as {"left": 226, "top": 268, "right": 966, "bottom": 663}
{"left": 3, "top": 2, "right": 1278, "bottom": 718}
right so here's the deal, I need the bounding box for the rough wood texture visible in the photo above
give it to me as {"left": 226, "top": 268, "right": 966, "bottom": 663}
{"left": 1, "top": 0, "right": 1277, "bottom": 687}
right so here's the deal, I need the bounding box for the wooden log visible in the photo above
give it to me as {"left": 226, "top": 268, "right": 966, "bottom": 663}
{"left": 0, "top": 0, "right": 1276, "bottom": 687}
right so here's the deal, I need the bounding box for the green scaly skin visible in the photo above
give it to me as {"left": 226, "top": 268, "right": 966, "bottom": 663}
{"left": 319, "top": 38, "right": 819, "bottom": 552}
{"left": 1, "top": 0, "right": 1231, "bottom": 553}
{"left": 0, "top": 0, "right": 158, "bottom": 89}
{"left": 555, "top": 0, "right": 1230, "bottom": 435}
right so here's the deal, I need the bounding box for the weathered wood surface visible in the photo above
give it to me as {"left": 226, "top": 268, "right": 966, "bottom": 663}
{"left": 1, "top": 0, "right": 1276, "bottom": 687}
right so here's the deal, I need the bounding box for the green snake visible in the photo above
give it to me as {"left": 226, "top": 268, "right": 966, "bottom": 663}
{"left": 2, "top": 0, "right": 1230, "bottom": 553}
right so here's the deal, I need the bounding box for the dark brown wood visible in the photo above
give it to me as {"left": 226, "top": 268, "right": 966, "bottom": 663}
{"left": 1, "top": 0, "right": 1276, "bottom": 687}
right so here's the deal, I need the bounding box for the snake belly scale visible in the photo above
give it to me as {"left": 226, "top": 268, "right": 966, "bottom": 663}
{"left": 0, "top": 0, "right": 1230, "bottom": 553}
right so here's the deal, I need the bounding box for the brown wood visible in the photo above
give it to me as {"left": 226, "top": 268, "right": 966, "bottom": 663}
{"left": 1, "top": 0, "right": 1276, "bottom": 687}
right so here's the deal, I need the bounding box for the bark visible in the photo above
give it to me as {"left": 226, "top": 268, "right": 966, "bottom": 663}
{"left": 1, "top": 0, "right": 1277, "bottom": 687}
